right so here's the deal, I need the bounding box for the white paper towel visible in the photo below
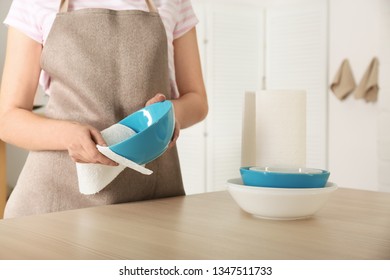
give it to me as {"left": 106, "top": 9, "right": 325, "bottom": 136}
{"left": 241, "top": 91, "right": 257, "bottom": 166}
{"left": 242, "top": 90, "right": 306, "bottom": 168}
{"left": 76, "top": 123, "right": 152, "bottom": 195}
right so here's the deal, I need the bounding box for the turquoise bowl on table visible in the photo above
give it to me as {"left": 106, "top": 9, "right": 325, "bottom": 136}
{"left": 109, "top": 100, "right": 175, "bottom": 165}
{"left": 240, "top": 166, "right": 330, "bottom": 189}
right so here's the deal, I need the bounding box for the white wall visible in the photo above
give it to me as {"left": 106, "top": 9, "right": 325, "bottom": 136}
{"left": 328, "top": 0, "right": 390, "bottom": 191}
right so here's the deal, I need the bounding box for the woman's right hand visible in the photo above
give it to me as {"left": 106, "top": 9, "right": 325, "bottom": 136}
{"left": 64, "top": 122, "right": 118, "bottom": 166}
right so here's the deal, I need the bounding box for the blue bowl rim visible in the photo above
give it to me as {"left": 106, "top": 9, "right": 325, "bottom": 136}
{"left": 240, "top": 166, "right": 330, "bottom": 177}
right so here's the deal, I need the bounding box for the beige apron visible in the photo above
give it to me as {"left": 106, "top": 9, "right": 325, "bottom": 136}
{"left": 4, "top": 0, "right": 184, "bottom": 218}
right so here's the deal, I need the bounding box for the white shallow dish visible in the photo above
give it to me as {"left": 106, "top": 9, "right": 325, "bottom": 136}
{"left": 227, "top": 178, "right": 338, "bottom": 220}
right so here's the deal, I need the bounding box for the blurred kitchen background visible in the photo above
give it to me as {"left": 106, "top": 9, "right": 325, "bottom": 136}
{"left": 1, "top": 0, "right": 389, "bottom": 196}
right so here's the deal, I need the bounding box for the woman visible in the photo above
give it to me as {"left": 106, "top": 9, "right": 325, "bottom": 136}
{"left": 0, "top": 0, "right": 208, "bottom": 218}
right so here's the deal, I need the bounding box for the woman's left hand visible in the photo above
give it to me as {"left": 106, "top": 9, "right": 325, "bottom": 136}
{"left": 145, "top": 93, "right": 180, "bottom": 148}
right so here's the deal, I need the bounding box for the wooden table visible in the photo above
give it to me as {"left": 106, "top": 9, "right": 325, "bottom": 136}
{"left": 0, "top": 140, "right": 6, "bottom": 218}
{"left": 0, "top": 187, "right": 389, "bottom": 260}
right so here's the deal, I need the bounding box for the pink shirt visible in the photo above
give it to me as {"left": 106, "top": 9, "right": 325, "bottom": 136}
{"left": 4, "top": 0, "right": 198, "bottom": 98}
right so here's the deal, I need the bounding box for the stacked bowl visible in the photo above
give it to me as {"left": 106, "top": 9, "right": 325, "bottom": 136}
{"left": 227, "top": 166, "right": 337, "bottom": 220}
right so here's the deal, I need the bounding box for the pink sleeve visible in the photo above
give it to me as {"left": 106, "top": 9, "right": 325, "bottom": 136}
{"left": 173, "top": 0, "right": 199, "bottom": 40}
{"left": 3, "top": 0, "right": 43, "bottom": 43}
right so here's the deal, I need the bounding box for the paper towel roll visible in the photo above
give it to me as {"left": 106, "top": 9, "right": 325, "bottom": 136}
{"left": 241, "top": 91, "right": 257, "bottom": 166}
{"left": 242, "top": 90, "right": 306, "bottom": 168}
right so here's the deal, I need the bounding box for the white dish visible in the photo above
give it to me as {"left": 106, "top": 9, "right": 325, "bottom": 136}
{"left": 227, "top": 178, "right": 338, "bottom": 220}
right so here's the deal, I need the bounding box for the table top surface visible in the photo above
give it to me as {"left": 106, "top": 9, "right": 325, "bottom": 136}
{"left": 0, "top": 187, "right": 389, "bottom": 260}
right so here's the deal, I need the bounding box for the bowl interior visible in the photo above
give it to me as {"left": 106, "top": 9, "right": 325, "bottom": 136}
{"left": 118, "top": 100, "right": 173, "bottom": 134}
{"left": 249, "top": 166, "right": 323, "bottom": 174}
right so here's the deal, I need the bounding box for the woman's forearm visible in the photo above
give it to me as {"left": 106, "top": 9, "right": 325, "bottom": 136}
{"left": 0, "top": 108, "right": 117, "bottom": 165}
{"left": 0, "top": 108, "right": 72, "bottom": 151}
{"left": 172, "top": 27, "right": 208, "bottom": 130}
{"left": 171, "top": 91, "right": 208, "bottom": 129}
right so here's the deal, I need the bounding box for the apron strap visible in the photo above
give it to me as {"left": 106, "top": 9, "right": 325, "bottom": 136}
{"left": 59, "top": 0, "right": 157, "bottom": 13}
{"left": 59, "top": 0, "right": 69, "bottom": 13}
{"left": 145, "top": 0, "right": 158, "bottom": 13}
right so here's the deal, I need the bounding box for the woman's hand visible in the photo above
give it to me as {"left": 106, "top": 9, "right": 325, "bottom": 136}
{"left": 168, "top": 119, "right": 180, "bottom": 149}
{"left": 145, "top": 93, "right": 166, "bottom": 106}
{"left": 145, "top": 93, "right": 180, "bottom": 148}
{"left": 64, "top": 122, "right": 118, "bottom": 166}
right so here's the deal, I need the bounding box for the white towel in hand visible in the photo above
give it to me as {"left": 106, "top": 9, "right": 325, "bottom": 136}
{"left": 76, "top": 123, "right": 152, "bottom": 195}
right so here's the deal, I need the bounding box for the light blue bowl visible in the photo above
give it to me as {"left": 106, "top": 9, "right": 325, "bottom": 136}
{"left": 240, "top": 166, "right": 330, "bottom": 189}
{"left": 109, "top": 100, "right": 174, "bottom": 165}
